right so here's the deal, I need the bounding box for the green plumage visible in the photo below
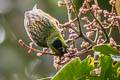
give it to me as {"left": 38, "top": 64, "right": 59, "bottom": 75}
{"left": 24, "top": 5, "right": 67, "bottom": 56}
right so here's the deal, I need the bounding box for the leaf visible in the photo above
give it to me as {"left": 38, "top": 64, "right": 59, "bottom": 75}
{"left": 77, "top": 76, "right": 103, "bottom": 80}
{"left": 87, "top": 76, "right": 103, "bottom": 80}
{"left": 52, "top": 58, "right": 81, "bottom": 80}
{"left": 98, "top": 55, "right": 113, "bottom": 79}
{"left": 112, "top": 61, "right": 120, "bottom": 79}
{"left": 98, "top": 55, "right": 120, "bottom": 79}
{"left": 92, "top": 44, "right": 120, "bottom": 55}
{"left": 37, "top": 77, "right": 51, "bottom": 80}
{"left": 79, "top": 56, "right": 94, "bottom": 76}
{"left": 52, "top": 56, "right": 94, "bottom": 80}
{"left": 115, "top": 0, "right": 120, "bottom": 16}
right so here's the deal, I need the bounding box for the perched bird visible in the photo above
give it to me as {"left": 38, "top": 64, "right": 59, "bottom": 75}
{"left": 24, "top": 5, "right": 67, "bottom": 56}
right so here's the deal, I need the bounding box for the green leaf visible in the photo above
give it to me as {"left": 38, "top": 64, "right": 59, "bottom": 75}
{"left": 115, "top": 0, "right": 120, "bottom": 16}
{"left": 79, "top": 56, "right": 94, "bottom": 76}
{"left": 52, "top": 58, "right": 81, "bottom": 80}
{"left": 92, "top": 44, "right": 120, "bottom": 55}
{"left": 98, "top": 55, "right": 113, "bottom": 79}
{"left": 87, "top": 76, "right": 103, "bottom": 80}
{"left": 37, "top": 77, "right": 51, "bottom": 80}
{"left": 52, "top": 56, "right": 94, "bottom": 80}
{"left": 98, "top": 55, "right": 120, "bottom": 79}
{"left": 78, "top": 76, "right": 103, "bottom": 80}
{"left": 112, "top": 61, "right": 120, "bottom": 79}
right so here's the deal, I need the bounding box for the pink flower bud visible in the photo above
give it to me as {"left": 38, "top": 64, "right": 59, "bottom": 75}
{"left": 92, "top": 5, "right": 99, "bottom": 10}
{"left": 37, "top": 53, "right": 43, "bottom": 56}
{"left": 69, "top": 28, "right": 75, "bottom": 33}
{"left": 58, "top": 1, "right": 63, "bottom": 7}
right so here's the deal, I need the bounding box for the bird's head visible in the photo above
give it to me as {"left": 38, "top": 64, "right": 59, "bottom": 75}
{"left": 47, "top": 37, "right": 67, "bottom": 56}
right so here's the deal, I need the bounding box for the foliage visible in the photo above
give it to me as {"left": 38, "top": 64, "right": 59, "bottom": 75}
{"left": 38, "top": 44, "right": 120, "bottom": 80}
{"left": 93, "top": 44, "right": 120, "bottom": 55}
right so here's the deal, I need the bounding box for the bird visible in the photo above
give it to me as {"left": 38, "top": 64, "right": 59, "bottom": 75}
{"left": 24, "top": 4, "right": 67, "bottom": 56}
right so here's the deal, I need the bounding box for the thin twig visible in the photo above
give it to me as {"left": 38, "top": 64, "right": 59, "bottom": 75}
{"left": 86, "top": 1, "right": 110, "bottom": 43}
{"left": 63, "top": 0, "right": 94, "bottom": 44}
{"left": 65, "top": 0, "right": 76, "bottom": 48}
{"left": 82, "top": 34, "right": 94, "bottom": 44}
{"left": 64, "top": 0, "right": 71, "bottom": 21}
{"left": 70, "top": 0, "right": 82, "bottom": 35}
{"left": 67, "top": 0, "right": 94, "bottom": 44}
{"left": 62, "top": 0, "right": 86, "bottom": 27}
{"left": 108, "top": 27, "right": 113, "bottom": 37}
{"left": 66, "top": 36, "right": 79, "bottom": 43}
{"left": 108, "top": 2, "right": 116, "bottom": 37}
{"left": 62, "top": 18, "right": 77, "bottom": 27}
{"left": 18, "top": 40, "right": 55, "bottom": 55}
{"left": 94, "top": 29, "right": 99, "bottom": 43}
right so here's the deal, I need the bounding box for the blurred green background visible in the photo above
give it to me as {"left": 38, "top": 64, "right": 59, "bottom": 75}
{"left": 0, "top": 0, "right": 68, "bottom": 80}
